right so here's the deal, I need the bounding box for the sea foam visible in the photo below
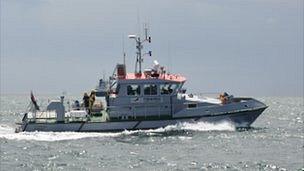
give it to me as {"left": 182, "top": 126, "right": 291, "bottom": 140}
{"left": 0, "top": 121, "right": 235, "bottom": 142}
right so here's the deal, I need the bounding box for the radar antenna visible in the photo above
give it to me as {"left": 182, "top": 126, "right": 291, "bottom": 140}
{"left": 128, "top": 23, "right": 152, "bottom": 75}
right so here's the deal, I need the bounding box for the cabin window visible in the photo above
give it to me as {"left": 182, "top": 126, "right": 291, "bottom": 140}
{"left": 171, "top": 84, "right": 178, "bottom": 92}
{"left": 160, "top": 84, "right": 173, "bottom": 95}
{"left": 160, "top": 84, "right": 178, "bottom": 94}
{"left": 127, "top": 85, "right": 141, "bottom": 96}
{"left": 144, "top": 84, "right": 158, "bottom": 95}
{"left": 188, "top": 103, "right": 197, "bottom": 108}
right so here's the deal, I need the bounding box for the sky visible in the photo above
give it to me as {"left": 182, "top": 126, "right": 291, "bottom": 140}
{"left": 0, "top": 0, "right": 303, "bottom": 97}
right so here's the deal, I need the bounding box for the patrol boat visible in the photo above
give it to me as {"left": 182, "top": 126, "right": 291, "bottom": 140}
{"left": 16, "top": 28, "right": 267, "bottom": 132}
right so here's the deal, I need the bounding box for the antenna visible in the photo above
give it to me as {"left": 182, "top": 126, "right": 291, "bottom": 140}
{"left": 128, "top": 24, "right": 152, "bottom": 75}
{"left": 168, "top": 41, "right": 171, "bottom": 74}
{"left": 122, "top": 35, "right": 126, "bottom": 66}
{"left": 102, "top": 70, "right": 106, "bottom": 80}
{"left": 144, "top": 23, "right": 151, "bottom": 43}
{"left": 123, "top": 52, "right": 126, "bottom": 66}
{"left": 137, "top": 9, "right": 141, "bottom": 38}
{"left": 144, "top": 23, "right": 148, "bottom": 40}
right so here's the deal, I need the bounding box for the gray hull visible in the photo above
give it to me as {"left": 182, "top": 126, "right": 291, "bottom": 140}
{"left": 19, "top": 107, "right": 266, "bottom": 132}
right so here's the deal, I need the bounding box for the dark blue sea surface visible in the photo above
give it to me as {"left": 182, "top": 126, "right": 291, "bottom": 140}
{"left": 0, "top": 95, "right": 303, "bottom": 170}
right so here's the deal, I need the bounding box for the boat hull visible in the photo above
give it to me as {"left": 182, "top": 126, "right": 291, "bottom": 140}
{"left": 17, "top": 107, "right": 266, "bottom": 132}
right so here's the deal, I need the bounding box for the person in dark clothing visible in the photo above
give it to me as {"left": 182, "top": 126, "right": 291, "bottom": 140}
{"left": 83, "top": 93, "right": 90, "bottom": 112}
{"left": 89, "top": 90, "right": 96, "bottom": 115}
{"left": 74, "top": 100, "right": 80, "bottom": 110}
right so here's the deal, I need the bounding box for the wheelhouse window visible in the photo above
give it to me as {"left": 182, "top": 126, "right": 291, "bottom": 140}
{"left": 160, "top": 83, "right": 178, "bottom": 95}
{"left": 144, "top": 84, "right": 158, "bottom": 95}
{"left": 127, "top": 85, "right": 141, "bottom": 96}
{"left": 160, "top": 84, "right": 172, "bottom": 95}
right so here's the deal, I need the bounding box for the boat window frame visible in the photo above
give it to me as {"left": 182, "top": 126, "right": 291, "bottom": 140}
{"left": 160, "top": 83, "right": 174, "bottom": 95}
{"left": 144, "top": 84, "right": 158, "bottom": 96}
{"left": 127, "top": 84, "right": 141, "bottom": 96}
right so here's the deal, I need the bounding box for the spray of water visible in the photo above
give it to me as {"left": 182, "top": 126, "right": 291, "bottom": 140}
{"left": 0, "top": 121, "right": 235, "bottom": 142}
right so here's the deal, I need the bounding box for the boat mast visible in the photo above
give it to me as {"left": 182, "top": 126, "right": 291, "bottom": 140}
{"left": 128, "top": 24, "right": 152, "bottom": 75}
{"left": 122, "top": 35, "right": 126, "bottom": 66}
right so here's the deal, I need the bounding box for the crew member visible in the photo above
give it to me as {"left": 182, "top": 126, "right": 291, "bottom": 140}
{"left": 83, "top": 92, "right": 90, "bottom": 111}
{"left": 219, "top": 92, "right": 229, "bottom": 104}
{"left": 74, "top": 100, "right": 80, "bottom": 110}
{"left": 89, "top": 90, "right": 96, "bottom": 115}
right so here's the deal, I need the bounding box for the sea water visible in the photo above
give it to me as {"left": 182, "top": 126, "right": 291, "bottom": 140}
{"left": 0, "top": 95, "right": 303, "bottom": 170}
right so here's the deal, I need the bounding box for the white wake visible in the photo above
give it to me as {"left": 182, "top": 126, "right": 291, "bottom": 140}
{"left": 0, "top": 125, "right": 121, "bottom": 142}
{"left": 0, "top": 121, "right": 235, "bottom": 142}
